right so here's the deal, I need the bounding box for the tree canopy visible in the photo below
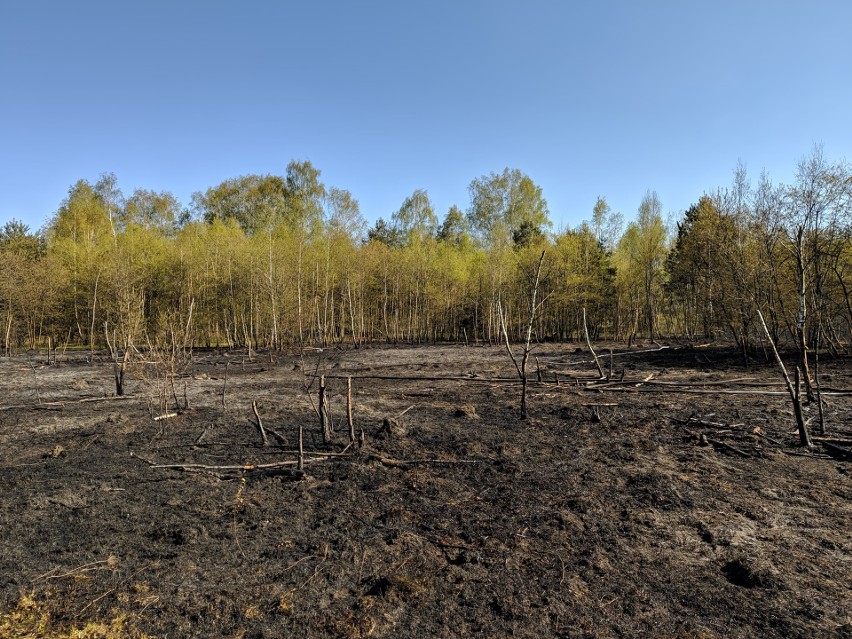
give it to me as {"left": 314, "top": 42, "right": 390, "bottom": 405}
{"left": 4, "top": 150, "right": 852, "bottom": 362}
{"left": 466, "top": 168, "right": 551, "bottom": 247}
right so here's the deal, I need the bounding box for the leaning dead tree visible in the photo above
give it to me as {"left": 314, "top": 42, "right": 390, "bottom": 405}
{"left": 499, "top": 250, "right": 546, "bottom": 420}
{"left": 319, "top": 374, "right": 331, "bottom": 444}
{"left": 582, "top": 307, "right": 605, "bottom": 379}
{"left": 757, "top": 309, "right": 811, "bottom": 447}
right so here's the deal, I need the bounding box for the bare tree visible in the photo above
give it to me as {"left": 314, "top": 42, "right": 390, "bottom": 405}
{"left": 782, "top": 146, "right": 852, "bottom": 398}
{"left": 757, "top": 310, "right": 811, "bottom": 447}
{"left": 498, "top": 250, "right": 546, "bottom": 419}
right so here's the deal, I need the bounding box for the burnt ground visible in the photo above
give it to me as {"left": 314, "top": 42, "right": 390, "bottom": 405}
{"left": 0, "top": 342, "right": 850, "bottom": 638}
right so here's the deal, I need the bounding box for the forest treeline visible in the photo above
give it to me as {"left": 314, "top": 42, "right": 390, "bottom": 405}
{"left": 2, "top": 148, "right": 851, "bottom": 366}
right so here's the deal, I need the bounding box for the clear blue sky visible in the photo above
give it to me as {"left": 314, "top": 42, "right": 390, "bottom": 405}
{"left": 2, "top": 1, "right": 850, "bottom": 234}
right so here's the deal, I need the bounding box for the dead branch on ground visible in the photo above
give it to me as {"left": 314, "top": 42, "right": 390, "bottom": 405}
{"left": 131, "top": 443, "right": 353, "bottom": 475}
{"left": 369, "top": 455, "right": 487, "bottom": 468}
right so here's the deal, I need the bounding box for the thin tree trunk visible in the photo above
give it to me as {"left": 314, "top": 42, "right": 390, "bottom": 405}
{"left": 319, "top": 375, "right": 330, "bottom": 443}
{"left": 583, "top": 307, "right": 605, "bottom": 378}
{"left": 499, "top": 251, "right": 546, "bottom": 420}
{"left": 89, "top": 270, "right": 100, "bottom": 356}
{"left": 347, "top": 376, "right": 355, "bottom": 443}
{"left": 757, "top": 310, "right": 811, "bottom": 447}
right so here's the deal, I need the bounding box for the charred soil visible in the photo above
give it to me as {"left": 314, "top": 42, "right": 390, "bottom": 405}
{"left": 1, "top": 343, "right": 850, "bottom": 638}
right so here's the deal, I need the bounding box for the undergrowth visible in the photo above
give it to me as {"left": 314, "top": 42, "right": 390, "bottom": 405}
{"left": 0, "top": 592, "right": 149, "bottom": 639}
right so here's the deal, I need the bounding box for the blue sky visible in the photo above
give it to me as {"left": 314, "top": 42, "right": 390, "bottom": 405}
{"left": 1, "top": 1, "right": 850, "bottom": 234}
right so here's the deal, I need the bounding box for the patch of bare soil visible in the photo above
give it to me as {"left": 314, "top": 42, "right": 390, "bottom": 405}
{"left": 1, "top": 343, "right": 850, "bottom": 638}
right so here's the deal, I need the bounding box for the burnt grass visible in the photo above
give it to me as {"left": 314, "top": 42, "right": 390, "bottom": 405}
{"left": 1, "top": 343, "right": 850, "bottom": 638}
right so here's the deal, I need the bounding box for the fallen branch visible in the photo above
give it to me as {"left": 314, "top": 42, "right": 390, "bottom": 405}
{"left": 316, "top": 374, "right": 515, "bottom": 383}
{"left": 586, "top": 377, "right": 781, "bottom": 390}
{"left": 643, "top": 377, "right": 767, "bottom": 387}
{"left": 671, "top": 416, "right": 745, "bottom": 430}
{"left": 1, "top": 395, "right": 133, "bottom": 411}
{"left": 252, "top": 400, "right": 269, "bottom": 446}
{"left": 131, "top": 444, "right": 353, "bottom": 473}
{"left": 821, "top": 442, "right": 852, "bottom": 460}
{"left": 265, "top": 426, "right": 288, "bottom": 446}
{"left": 579, "top": 385, "right": 852, "bottom": 396}
{"left": 538, "top": 345, "right": 670, "bottom": 366}
{"left": 584, "top": 386, "right": 789, "bottom": 395}
{"left": 635, "top": 373, "right": 655, "bottom": 387}
{"left": 194, "top": 426, "right": 211, "bottom": 445}
{"left": 675, "top": 421, "right": 754, "bottom": 458}
{"left": 811, "top": 436, "right": 852, "bottom": 446}
{"left": 370, "top": 455, "right": 486, "bottom": 468}
{"left": 706, "top": 437, "right": 753, "bottom": 458}
{"left": 753, "top": 427, "right": 787, "bottom": 447}
{"left": 148, "top": 459, "right": 290, "bottom": 472}
{"left": 781, "top": 449, "right": 833, "bottom": 459}
{"left": 38, "top": 559, "right": 113, "bottom": 582}
{"left": 266, "top": 447, "right": 353, "bottom": 457}
{"left": 310, "top": 374, "right": 852, "bottom": 396}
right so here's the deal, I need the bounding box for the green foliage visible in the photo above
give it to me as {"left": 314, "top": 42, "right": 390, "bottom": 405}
{"left": 512, "top": 219, "right": 545, "bottom": 249}
{"left": 367, "top": 217, "right": 404, "bottom": 248}
{"left": 666, "top": 196, "right": 720, "bottom": 336}
{"left": 122, "top": 189, "right": 181, "bottom": 235}
{"left": 591, "top": 196, "right": 623, "bottom": 252}
{"left": 94, "top": 172, "right": 123, "bottom": 237}
{"left": 466, "top": 168, "right": 551, "bottom": 247}
{"left": 7, "top": 150, "right": 852, "bottom": 352}
{"left": 552, "top": 225, "right": 613, "bottom": 327}
{"left": 285, "top": 159, "right": 326, "bottom": 234}
{"left": 326, "top": 187, "right": 367, "bottom": 241}
{"left": 48, "top": 179, "right": 112, "bottom": 245}
{"left": 0, "top": 219, "right": 43, "bottom": 258}
{"left": 667, "top": 196, "right": 718, "bottom": 291}
{"left": 193, "top": 174, "right": 289, "bottom": 234}
{"left": 392, "top": 189, "right": 438, "bottom": 244}
{"left": 437, "top": 205, "right": 471, "bottom": 248}
{"left": 613, "top": 191, "right": 669, "bottom": 339}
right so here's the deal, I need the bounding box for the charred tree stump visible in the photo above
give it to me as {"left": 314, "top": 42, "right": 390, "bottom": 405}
{"left": 794, "top": 367, "right": 812, "bottom": 447}
{"left": 114, "top": 360, "right": 126, "bottom": 396}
